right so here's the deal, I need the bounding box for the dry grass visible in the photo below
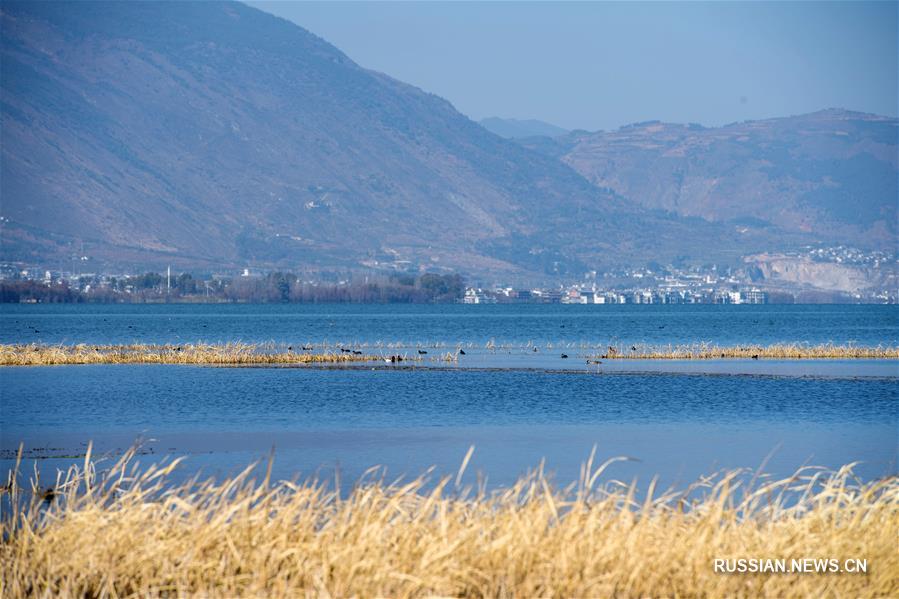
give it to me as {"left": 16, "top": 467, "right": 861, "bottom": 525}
{"left": 2, "top": 446, "right": 896, "bottom": 597}
{"left": 0, "top": 343, "right": 382, "bottom": 366}
{"left": 5, "top": 342, "right": 894, "bottom": 365}
{"left": 595, "top": 342, "right": 899, "bottom": 360}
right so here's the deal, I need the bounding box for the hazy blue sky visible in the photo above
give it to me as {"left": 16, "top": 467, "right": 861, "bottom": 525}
{"left": 248, "top": 1, "right": 898, "bottom": 131}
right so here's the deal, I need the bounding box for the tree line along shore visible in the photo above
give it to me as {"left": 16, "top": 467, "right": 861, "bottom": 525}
{"left": 0, "top": 272, "right": 466, "bottom": 304}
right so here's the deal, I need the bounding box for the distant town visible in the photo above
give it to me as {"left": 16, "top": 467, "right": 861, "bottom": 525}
{"left": 1, "top": 244, "right": 895, "bottom": 305}
{"left": 466, "top": 245, "right": 897, "bottom": 305}
{"left": 464, "top": 286, "right": 772, "bottom": 305}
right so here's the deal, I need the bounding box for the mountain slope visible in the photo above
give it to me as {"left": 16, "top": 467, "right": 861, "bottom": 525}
{"left": 1, "top": 1, "right": 801, "bottom": 278}
{"left": 479, "top": 117, "right": 568, "bottom": 139}
{"left": 523, "top": 111, "right": 898, "bottom": 251}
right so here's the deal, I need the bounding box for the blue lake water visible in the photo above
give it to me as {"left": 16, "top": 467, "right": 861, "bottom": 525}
{"left": 1, "top": 304, "right": 896, "bottom": 490}
{"left": 2, "top": 303, "right": 897, "bottom": 346}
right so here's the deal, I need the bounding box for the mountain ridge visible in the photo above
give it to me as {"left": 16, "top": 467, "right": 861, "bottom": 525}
{"left": 0, "top": 1, "right": 854, "bottom": 281}
{"left": 479, "top": 117, "right": 569, "bottom": 140}
{"left": 519, "top": 108, "right": 898, "bottom": 251}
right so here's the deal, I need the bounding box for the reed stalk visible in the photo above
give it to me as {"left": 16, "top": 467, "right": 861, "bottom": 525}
{"left": 0, "top": 343, "right": 380, "bottom": 366}
{"left": 595, "top": 342, "right": 899, "bottom": 360}
{"left": 1, "top": 449, "right": 896, "bottom": 597}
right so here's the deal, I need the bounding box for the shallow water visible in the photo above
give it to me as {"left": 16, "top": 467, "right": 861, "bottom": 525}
{"left": 2, "top": 303, "right": 897, "bottom": 346}
{"left": 2, "top": 363, "right": 896, "bottom": 488}
{"left": 401, "top": 350, "right": 899, "bottom": 377}
{"left": 1, "top": 304, "right": 896, "bottom": 489}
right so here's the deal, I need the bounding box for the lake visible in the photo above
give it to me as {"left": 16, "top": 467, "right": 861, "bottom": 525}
{"left": 1, "top": 303, "right": 896, "bottom": 491}
{"left": 2, "top": 303, "right": 897, "bottom": 346}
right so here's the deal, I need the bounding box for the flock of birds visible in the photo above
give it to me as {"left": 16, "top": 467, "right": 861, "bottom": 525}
{"left": 279, "top": 341, "right": 606, "bottom": 366}
{"left": 17, "top": 317, "right": 763, "bottom": 366}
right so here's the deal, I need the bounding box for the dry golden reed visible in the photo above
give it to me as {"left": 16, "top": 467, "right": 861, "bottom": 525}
{"left": 4, "top": 342, "right": 896, "bottom": 366}
{"left": 2, "top": 445, "right": 896, "bottom": 597}
{"left": 0, "top": 343, "right": 381, "bottom": 366}
{"left": 596, "top": 342, "right": 899, "bottom": 360}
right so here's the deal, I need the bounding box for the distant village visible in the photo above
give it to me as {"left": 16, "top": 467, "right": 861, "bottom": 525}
{"left": 463, "top": 286, "right": 772, "bottom": 305}
{"left": 0, "top": 245, "right": 896, "bottom": 304}
{"left": 464, "top": 246, "right": 897, "bottom": 305}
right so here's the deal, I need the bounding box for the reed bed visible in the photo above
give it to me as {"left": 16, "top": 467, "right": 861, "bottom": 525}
{"left": 0, "top": 343, "right": 381, "bottom": 366}
{"left": 2, "top": 447, "right": 896, "bottom": 597}
{"left": 594, "top": 342, "right": 899, "bottom": 360}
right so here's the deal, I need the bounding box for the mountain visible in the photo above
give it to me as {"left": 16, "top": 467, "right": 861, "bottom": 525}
{"left": 0, "top": 1, "right": 808, "bottom": 279}
{"left": 479, "top": 117, "right": 568, "bottom": 140}
{"left": 521, "top": 111, "right": 898, "bottom": 251}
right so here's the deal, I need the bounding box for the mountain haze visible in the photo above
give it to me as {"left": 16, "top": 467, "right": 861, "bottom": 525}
{"left": 521, "top": 111, "right": 898, "bottom": 251}
{"left": 0, "top": 1, "right": 829, "bottom": 279}
{"left": 479, "top": 117, "right": 568, "bottom": 140}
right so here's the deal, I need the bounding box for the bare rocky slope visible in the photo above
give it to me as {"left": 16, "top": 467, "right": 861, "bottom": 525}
{"left": 521, "top": 111, "right": 898, "bottom": 252}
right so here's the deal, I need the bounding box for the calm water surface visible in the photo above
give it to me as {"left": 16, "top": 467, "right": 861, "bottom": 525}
{"left": 1, "top": 304, "right": 896, "bottom": 489}
{"left": 2, "top": 303, "right": 897, "bottom": 346}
